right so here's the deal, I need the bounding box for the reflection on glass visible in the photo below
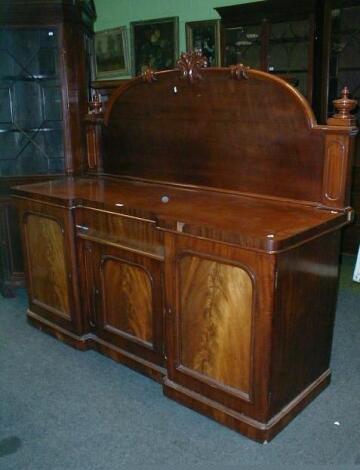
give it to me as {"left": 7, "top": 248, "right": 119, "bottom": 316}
{"left": 329, "top": 7, "right": 360, "bottom": 119}
{"left": 224, "top": 25, "right": 261, "bottom": 68}
{"left": 269, "top": 20, "right": 310, "bottom": 96}
{"left": 0, "top": 27, "right": 64, "bottom": 176}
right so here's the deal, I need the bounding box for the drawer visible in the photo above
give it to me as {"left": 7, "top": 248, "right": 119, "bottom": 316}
{"left": 75, "top": 207, "right": 164, "bottom": 260}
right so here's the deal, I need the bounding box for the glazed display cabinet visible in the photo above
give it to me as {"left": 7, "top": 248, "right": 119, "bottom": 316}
{"left": 327, "top": 1, "right": 360, "bottom": 253}
{"left": 0, "top": 0, "right": 96, "bottom": 296}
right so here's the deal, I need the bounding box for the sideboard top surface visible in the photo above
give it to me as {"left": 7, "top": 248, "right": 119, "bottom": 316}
{"left": 13, "top": 177, "right": 349, "bottom": 252}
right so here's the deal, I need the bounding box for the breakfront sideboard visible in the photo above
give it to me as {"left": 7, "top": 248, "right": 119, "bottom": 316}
{"left": 13, "top": 53, "right": 357, "bottom": 442}
{"left": 0, "top": 0, "right": 96, "bottom": 297}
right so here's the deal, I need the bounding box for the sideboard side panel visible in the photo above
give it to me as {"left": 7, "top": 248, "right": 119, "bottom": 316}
{"left": 270, "top": 230, "right": 341, "bottom": 416}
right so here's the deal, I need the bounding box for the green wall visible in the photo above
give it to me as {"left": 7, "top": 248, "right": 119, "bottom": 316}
{"left": 94, "top": 0, "right": 262, "bottom": 78}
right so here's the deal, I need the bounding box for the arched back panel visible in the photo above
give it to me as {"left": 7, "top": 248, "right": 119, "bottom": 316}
{"left": 103, "top": 68, "right": 324, "bottom": 203}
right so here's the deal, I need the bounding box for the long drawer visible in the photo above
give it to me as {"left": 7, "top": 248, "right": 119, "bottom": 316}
{"left": 74, "top": 207, "right": 164, "bottom": 260}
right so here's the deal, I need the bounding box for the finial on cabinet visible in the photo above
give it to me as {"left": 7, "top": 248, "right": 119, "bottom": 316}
{"left": 327, "top": 86, "right": 357, "bottom": 127}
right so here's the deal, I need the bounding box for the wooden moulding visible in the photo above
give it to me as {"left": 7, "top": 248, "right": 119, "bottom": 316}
{"left": 163, "top": 370, "right": 331, "bottom": 443}
{"left": 27, "top": 310, "right": 166, "bottom": 384}
{"left": 85, "top": 93, "right": 104, "bottom": 173}
{"left": 323, "top": 87, "right": 358, "bottom": 209}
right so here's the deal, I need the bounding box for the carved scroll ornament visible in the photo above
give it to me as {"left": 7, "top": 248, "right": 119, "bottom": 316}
{"left": 141, "top": 67, "right": 157, "bottom": 83}
{"left": 177, "top": 50, "right": 208, "bottom": 83}
{"left": 230, "top": 64, "right": 250, "bottom": 80}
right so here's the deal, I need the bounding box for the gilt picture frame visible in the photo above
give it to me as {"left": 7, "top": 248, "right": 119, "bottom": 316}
{"left": 95, "top": 26, "right": 130, "bottom": 79}
{"left": 185, "top": 20, "right": 221, "bottom": 67}
{"left": 131, "top": 17, "right": 179, "bottom": 76}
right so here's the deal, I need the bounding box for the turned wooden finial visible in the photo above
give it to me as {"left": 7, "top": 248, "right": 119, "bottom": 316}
{"left": 88, "top": 92, "right": 103, "bottom": 115}
{"left": 327, "top": 86, "right": 357, "bottom": 127}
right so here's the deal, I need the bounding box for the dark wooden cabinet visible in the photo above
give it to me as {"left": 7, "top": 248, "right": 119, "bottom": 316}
{"left": 0, "top": 0, "right": 96, "bottom": 296}
{"left": 216, "top": 0, "right": 360, "bottom": 254}
{"left": 0, "top": 198, "right": 23, "bottom": 296}
{"left": 215, "top": 0, "right": 319, "bottom": 103}
{"left": 13, "top": 55, "right": 357, "bottom": 442}
{"left": 325, "top": 1, "right": 360, "bottom": 253}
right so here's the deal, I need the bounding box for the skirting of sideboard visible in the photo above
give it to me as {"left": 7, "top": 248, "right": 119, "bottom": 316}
{"left": 163, "top": 370, "right": 331, "bottom": 443}
{"left": 27, "top": 309, "right": 92, "bottom": 350}
{"left": 27, "top": 309, "right": 165, "bottom": 384}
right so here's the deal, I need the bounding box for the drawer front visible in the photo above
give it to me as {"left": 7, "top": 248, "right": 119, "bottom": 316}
{"left": 75, "top": 207, "right": 164, "bottom": 259}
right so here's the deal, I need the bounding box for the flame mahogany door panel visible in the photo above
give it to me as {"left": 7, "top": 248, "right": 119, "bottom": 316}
{"left": 80, "top": 239, "right": 165, "bottom": 370}
{"left": 164, "top": 232, "right": 276, "bottom": 424}
{"left": 17, "top": 199, "right": 82, "bottom": 334}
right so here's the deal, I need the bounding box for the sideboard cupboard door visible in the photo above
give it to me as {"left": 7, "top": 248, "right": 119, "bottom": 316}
{"left": 19, "top": 201, "right": 82, "bottom": 334}
{"left": 163, "top": 233, "right": 276, "bottom": 424}
{"left": 79, "top": 240, "right": 165, "bottom": 372}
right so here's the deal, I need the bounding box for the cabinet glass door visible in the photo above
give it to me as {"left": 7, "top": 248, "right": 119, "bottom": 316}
{"left": 269, "top": 19, "right": 312, "bottom": 99}
{"left": 329, "top": 6, "right": 360, "bottom": 121}
{"left": 223, "top": 24, "right": 262, "bottom": 68}
{"left": 0, "top": 27, "right": 64, "bottom": 176}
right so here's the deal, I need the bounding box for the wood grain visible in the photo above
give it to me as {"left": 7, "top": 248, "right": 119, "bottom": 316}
{"left": 13, "top": 177, "right": 350, "bottom": 253}
{"left": 12, "top": 55, "right": 358, "bottom": 442}
{"left": 25, "top": 213, "right": 70, "bottom": 317}
{"left": 179, "top": 255, "right": 253, "bottom": 394}
{"left": 103, "top": 69, "right": 328, "bottom": 204}
{"left": 269, "top": 230, "right": 341, "bottom": 415}
{"left": 75, "top": 207, "right": 164, "bottom": 258}
{"left": 101, "top": 256, "right": 153, "bottom": 344}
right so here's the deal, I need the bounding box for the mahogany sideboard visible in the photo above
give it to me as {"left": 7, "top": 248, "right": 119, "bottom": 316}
{"left": 12, "top": 54, "right": 358, "bottom": 443}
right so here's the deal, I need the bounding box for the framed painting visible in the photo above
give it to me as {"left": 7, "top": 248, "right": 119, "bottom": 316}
{"left": 95, "top": 26, "right": 130, "bottom": 79}
{"left": 131, "top": 17, "right": 179, "bottom": 76}
{"left": 185, "top": 20, "right": 221, "bottom": 67}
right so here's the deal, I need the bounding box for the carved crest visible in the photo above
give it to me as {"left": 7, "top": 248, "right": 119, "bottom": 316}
{"left": 141, "top": 68, "right": 157, "bottom": 83}
{"left": 230, "top": 64, "right": 250, "bottom": 80}
{"left": 177, "top": 51, "right": 208, "bottom": 83}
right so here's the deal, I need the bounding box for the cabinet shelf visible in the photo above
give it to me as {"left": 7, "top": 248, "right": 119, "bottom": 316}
{"left": 269, "top": 37, "right": 309, "bottom": 45}
{"left": 0, "top": 127, "right": 61, "bottom": 134}
{"left": 1, "top": 74, "right": 59, "bottom": 81}
{"left": 270, "top": 69, "right": 308, "bottom": 74}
